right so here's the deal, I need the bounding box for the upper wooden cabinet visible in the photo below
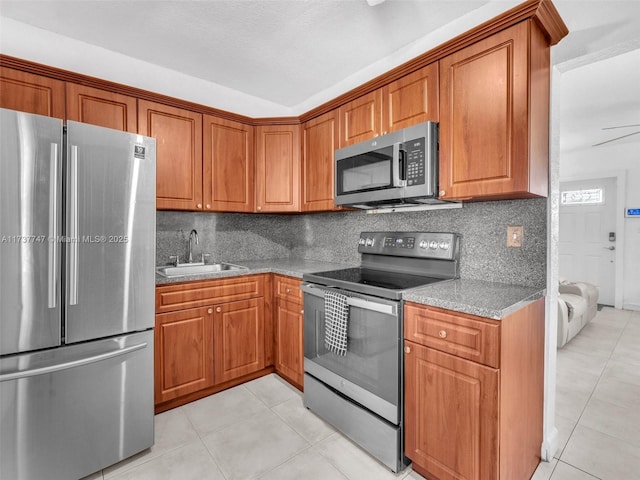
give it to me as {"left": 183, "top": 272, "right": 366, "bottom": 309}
{"left": 438, "top": 21, "right": 550, "bottom": 201}
{"left": 302, "top": 110, "right": 341, "bottom": 212}
{"left": 0, "top": 67, "right": 65, "bottom": 118}
{"left": 203, "top": 115, "right": 255, "bottom": 212}
{"left": 381, "top": 63, "right": 439, "bottom": 132}
{"left": 338, "top": 90, "right": 382, "bottom": 147}
{"left": 138, "top": 100, "right": 203, "bottom": 210}
{"left": 338, "top": 63, "right": 439, "bottom": 147}
{"left": 66, "top": 83, "right": 137, "bottom": 133}
{"left": 255, "top": 124, "right": 301, "bottom": 213}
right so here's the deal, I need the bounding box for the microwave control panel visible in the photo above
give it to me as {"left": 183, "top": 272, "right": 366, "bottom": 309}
{"left": 404, "top": 138, "right": 425, "bottom": 186}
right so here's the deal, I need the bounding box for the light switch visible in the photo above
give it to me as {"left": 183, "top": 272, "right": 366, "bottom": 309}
{"left": 507, "top": 226, "right": 523, "bottom": 248}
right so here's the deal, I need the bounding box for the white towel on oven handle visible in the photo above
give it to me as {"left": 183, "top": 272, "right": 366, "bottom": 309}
{"left": 324, "top": 290, "right": 350, "bottom": 356}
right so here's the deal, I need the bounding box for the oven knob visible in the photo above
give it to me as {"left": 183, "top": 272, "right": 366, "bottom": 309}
{"left": 365, "top": 238, "right": 374, "bottom": 247}
{"left": 429, "top": 241, "right": 438, "bottom": 250}
{"left": 419, "top": 240, "right": 428, "bottom": 249}
{"left": 439, "top": 241, "right": 450, "bottom": 250}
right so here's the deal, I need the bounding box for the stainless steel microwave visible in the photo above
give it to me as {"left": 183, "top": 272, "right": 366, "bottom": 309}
{"left": 334, "top": 121, "right": 439, "bottom": 209}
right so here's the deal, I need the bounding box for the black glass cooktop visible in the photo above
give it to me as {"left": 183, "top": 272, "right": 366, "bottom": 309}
{"left": 303, "top": 267, "right": 445, "bottom": 299}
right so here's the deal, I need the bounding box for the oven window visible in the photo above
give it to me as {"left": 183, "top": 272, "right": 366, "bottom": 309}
{"left": 304, "top": 292, "right": 399, "bottom": 407}
{"left": 337, "top": 147, "right": 393, "bottom": 194}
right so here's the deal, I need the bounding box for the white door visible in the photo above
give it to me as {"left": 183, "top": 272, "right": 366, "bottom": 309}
{"left": 559, "top": 177, "right": 617, "bottom": 305}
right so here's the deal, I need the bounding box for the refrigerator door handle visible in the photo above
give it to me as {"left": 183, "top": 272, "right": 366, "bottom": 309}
{"left": 69, "top": 145, "right": 79, "bottom": 305}
{"left": 0, "top": 341, "right": 148, "bottom": 382}
{"left": 48, "top": 142, "right": 59, "bottom": 308}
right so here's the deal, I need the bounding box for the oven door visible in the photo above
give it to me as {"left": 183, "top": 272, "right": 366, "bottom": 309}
{"left": 302, "top": 283, "right": 401, "bottom": 424}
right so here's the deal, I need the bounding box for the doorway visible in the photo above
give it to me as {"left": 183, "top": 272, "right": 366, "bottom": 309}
{"left": 559, "top": 177, "right": 617, "bottom": 306}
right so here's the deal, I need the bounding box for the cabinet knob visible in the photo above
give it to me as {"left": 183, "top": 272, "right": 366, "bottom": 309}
{"left": 206, "top": 204, "right": 211, "bottom": 209}
{"left": 207, "top": 308, "right": 213, "bottom": 314}
{"left": 404, "top": 345, "right": 411, "bottom": 354}
{"left": 257, "top": 206, "right": 262, "bottom": 211}
{"left": 439, "top": 190, "right": 445, "bottom": 197}
{"left": 286, "top": 288, "right": 291, "bottom": 293}
{"left": 300, "top": 310, "right": 304, "bottom": 314}
{"left": 216, "top": 307, "right": 222, "bottom": 313}
{"left": 197, "top": 203, "right": 202, "bottom": 209}
{"left": 438, "top": 329, "right": 448, "bottom": 339}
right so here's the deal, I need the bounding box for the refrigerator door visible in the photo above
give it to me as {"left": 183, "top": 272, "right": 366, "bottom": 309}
{"left": 65, "top": 122, "right": 156, "bottom": 343}
{"left": 0, "top": 109, "right": 63, "bottom": 356}
{"left": 0, "top": 329, "right": 154, "bottom": 480}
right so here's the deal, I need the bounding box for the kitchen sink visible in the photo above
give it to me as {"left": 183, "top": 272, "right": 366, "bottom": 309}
{"left": 156, "top": 263, "right": 248, "bottom": 277}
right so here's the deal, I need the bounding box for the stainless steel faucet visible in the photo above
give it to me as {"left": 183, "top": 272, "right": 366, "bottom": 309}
{"left": 188, "top": 229, "right": 199, "bottom": 263}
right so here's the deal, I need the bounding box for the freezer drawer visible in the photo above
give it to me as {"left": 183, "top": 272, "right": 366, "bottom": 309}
{"left": 0, "top": 330, "right": 154, "bottom": 480}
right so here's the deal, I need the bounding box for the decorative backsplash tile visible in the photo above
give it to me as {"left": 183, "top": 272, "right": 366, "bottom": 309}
{"left": 157, "top": 198, "right": 547, "bottom": 287}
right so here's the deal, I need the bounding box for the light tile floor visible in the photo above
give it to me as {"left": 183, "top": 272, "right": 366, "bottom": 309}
{"left": 532, "top": 306, "right": 640, "bottom": 480}
{"left": 82, "top": 306, "right": 639, "bottom": 480}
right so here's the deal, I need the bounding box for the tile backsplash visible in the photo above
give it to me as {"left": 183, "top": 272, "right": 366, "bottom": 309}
{"left": 156, "top": 198, "right": 547, "bottom": 287}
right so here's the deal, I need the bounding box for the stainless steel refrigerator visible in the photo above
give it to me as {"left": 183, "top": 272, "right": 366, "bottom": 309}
{"left": 0, "top": 108, "right": 156, "bottom": 480}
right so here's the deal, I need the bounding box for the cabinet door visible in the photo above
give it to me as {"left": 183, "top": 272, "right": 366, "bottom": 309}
{"left": 274, "top": 298, "right": 303, "bottom": 389}
{"left": 381, "top": 63, "right": 439, "bottom": 133}
{"left": 0, "top": 67, "right": 65, "bottom": 118}
{"left": 138, "top": 100, "right": 203, "bottom": 210}
{"left": 66, "top": 83, "right": 137, "bottom": 133}
{"left": 203, "top": 115, "right": 254, "bottom": 212}
{"left": 302, "top": 110, "right": 340, "bottom": 212}
{"left": 255, "top": 124, "right": 300, "bottom": 213}
{"left": 405, "top": 340, "right": 499, "bottom": 480}
{"left": 439, "top": 22, "right": 540, "bottom": 201}
{"left": 155, "top": 306, "right": 214, "bottom": 405}
{"left": 338, "top": 90, "right": 382, "bottom": 147}
{"left": 213, "top": 298, "right": 265, "bottom": 383}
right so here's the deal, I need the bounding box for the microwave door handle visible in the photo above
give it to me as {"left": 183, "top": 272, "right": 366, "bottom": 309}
{"left": 392, "top": 143, "right": 407, "bottom": 187}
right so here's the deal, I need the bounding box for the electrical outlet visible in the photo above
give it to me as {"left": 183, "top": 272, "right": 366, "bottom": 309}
{"left": 507, "top": 226, "right": 523, "bottom": 248}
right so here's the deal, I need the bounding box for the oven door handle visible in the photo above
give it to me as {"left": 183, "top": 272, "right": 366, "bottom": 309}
{"left": 301, "top": 284, "right": 397, "bottom": 316}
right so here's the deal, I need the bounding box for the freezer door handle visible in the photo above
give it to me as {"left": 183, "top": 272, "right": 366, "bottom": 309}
{"left": 48, "top": 142, "right": 59, "bottom": 308}
{"left": 0, "top": 341, "right": 148, "bottom": 382}
{"left": 69, "top": 145, "right": 79, "bottom": 305}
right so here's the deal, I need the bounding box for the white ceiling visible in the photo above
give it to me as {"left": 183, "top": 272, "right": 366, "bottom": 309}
{"left": 1, "top": 0, "right": 640, "bottom": 152}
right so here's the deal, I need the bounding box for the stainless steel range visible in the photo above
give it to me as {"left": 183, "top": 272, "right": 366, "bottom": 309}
{"left": 302, "top": 231, "right": 460, "bottom": 472}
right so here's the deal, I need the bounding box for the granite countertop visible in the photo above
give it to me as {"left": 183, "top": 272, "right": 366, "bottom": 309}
{"left": 403, "top": 278, "right": 546, "bottom": 319}
{"left": 156, "top": 258, "right": 545, "bottom": 319}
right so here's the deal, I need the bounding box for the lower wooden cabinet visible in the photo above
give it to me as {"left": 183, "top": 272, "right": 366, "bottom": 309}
{"left": 154, "top": 275, "right": 268, "bottom": 410}
{"left": 404, "top": 299, "right": 545, "bottom": 480}
{"left": 155, "top": 306, "right": 215, "bottom": 404}
{"left": 404, "top": 340, "right": 499, "bottom": 480}
{"left": 273, "top": 275, "right": 304, "bottom": 389}
{"left": 274, "top": 299, "right": 304, "bottom": 388}
{"left": 213, "top": 298, "right": 265, "bottom": 383}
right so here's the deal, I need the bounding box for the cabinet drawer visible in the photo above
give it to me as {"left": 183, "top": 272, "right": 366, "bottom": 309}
{"left": 156, "top": 274, "right": 265, "bottom": 313}
{"left": 404, "top": 303, "right": 500, "bottom": 368}
{"left": 273, "top": 275, "right": 303, "bottom": 303}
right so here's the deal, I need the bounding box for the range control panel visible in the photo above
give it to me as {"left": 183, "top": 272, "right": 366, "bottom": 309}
{"left": 358, "top": 231, "right": 460, "bottom": 260}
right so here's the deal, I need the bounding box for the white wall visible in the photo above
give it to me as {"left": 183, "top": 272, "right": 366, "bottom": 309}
{"left": 560, "top": 142, "right": 640, "bottom": 310}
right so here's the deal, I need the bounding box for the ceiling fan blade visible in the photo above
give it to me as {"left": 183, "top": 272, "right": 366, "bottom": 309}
{"left": 592, "top": 130, "right": 640, "bottom": 147}
{"left": 602, "top": 124, "right": 640, "bottom": 130}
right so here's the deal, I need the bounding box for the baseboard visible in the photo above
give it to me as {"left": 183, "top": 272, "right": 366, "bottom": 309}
{"left": 541, "top": 426, "right": 559, "bottom": 462}
{"left": 623, "top": 303, "right": 640, "bottom": 312}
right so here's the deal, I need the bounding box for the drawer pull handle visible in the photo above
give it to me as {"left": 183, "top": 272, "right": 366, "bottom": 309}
{"left": 438, "top": 330, "right": 447, "bottom": 339}
{"left": 404, "top": 346, "right": 411, "bottom": 354}
{"left": 216, "top": 307, "right": 222, "bottom": 313}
